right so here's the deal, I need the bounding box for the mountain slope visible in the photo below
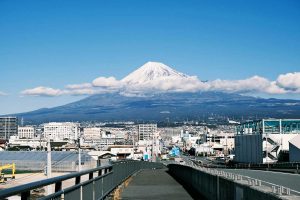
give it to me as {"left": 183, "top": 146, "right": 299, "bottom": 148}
{"left": 14, "top": 92, "right": 300, "bottom": 123}
{"left": 9, "top": 61, "right": 300, "bottom": 123}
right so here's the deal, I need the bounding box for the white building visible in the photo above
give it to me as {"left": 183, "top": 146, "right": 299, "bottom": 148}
{"left": 109, "top": 145, "right": 134, "bottom": 160}
{"left": 18, "top": 126, "right": 35, "bottom": 139}
{"left": 82, "top": 130, "right": 125, "bottom": 149}
{"left": 44, "top": 122, "right": 79, "bottom": 142}
{"left": 83, "top": 127, "right": 101, "bottom": 140}
{"left": 196, "top": 143, "right": 214, "bottom": 155}
{"left": 171, "top": 135, "right": 181, "bottom": 144}
{"left": 207, "top": 132, "right": 235, "bottom": 152}
{"left": 9, "top": 136, "right": 47, "bottom": 148}
{"left": 99, "top": 132, "right": 124, "bottom": 147}
{"left": 138, "top": 124, "right": 157, "bottom": 141}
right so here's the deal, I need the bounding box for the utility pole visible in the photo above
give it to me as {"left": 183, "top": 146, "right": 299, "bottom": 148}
{"left": 132, "top": 131, "right": 135, "bottom": 159}
{"left": 39, "top": 133, "right": 42, "bottom": 151}
{"left": 152, "top": 131, "right": 158, "bottom": 162}
{"left": 151, "top": 132, "right": 154, "bottom": 162}
{"left": 78, "top": 137, "right": 81, "bottom": 171}
{"left": 47, "top": 137, "right": 52, "bottom": 195}
{"left": 225, "top": 135, "right": 228, "bottom": 156}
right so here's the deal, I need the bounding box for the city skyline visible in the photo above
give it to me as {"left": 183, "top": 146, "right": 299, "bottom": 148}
{"left": 1, "top": 0, "right": 300, "bottom": 114}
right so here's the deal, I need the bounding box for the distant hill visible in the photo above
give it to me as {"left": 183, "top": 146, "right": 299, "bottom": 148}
{"left": 13, "top": 91, "right": 300, "bottom": 123}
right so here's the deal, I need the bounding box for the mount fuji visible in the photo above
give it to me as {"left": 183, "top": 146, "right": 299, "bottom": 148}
{"left": 12, "top": 62, "right": 300, "bottom": 123}
{"left": 117, "top": 61, "right": 202, "bottom": 94}
{"left": 122, "top": 61, "right": 189, "bottom": 84}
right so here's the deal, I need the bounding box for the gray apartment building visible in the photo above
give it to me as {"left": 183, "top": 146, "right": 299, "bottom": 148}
{"left": 0, "top": 117, "right": 18, "bottom": 140}
{"left": 138, "top": 124, "right": 157, "bottom": 141}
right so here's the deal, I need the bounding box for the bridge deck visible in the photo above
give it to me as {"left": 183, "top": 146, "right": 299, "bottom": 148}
{"left": 120, "top": 168, "right": 195, "bottom": 200}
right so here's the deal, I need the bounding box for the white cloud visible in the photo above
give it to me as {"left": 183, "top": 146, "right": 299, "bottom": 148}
{"left": 66, "top": 88, "right": 96, "bottom": 96}
{"left": 64, "top": 83, "right": 97, "bottom": 96}
{"left": 65, "top": 83, "right": 92, "bottom": 89}
{"left": 208, "top": 76, "right": 286, "bottom": 94}
{"left": 92, "top": 76, "right": 121, "bottom": 88}
{"left": 21, "top": 71, "right": 300, "bottom": 97}
{"left": 21, "top": 87, "right": 65, "bottom": 97}
{"left": 21, "top": 85, "right": 117, "bottom": 97}
{"left": 124, "top": 76, "right": 207, "bottom": 93}
{"left": 265, "top": 81, "right": 287, "bottom": 94}
{"left": 121, "top": 75, "right": 289, "bottom": 95}
{"left": 276, "top": 72, "right": 300, "bottom": 92}
{"left": 0, "top": 91, "right": 8, "bottom": 96}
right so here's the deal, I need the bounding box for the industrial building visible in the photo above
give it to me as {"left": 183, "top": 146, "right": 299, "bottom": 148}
{"left": 0, "top": 117, "right": 18, "bottom": 140}
{"left": 0, "top": 151, "right": 96, "bottom": 171}
{"left": 289, "top": 134, "right": 300, "bottom": 162}
{"left": 235, "top": 119, "right": 300, "bottom": 164}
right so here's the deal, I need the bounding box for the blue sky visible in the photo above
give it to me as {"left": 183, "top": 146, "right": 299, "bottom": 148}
{"left": 0, "top": 0, "right": 300, "bottom": 114}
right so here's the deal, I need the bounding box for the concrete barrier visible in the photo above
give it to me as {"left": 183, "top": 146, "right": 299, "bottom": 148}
{"left": 168, "top": 164, "right": 282, "bottom": 200}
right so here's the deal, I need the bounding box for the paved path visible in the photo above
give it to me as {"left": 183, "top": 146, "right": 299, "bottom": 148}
{"left": 121, "top": 169, "right": 195, "bottom": 200}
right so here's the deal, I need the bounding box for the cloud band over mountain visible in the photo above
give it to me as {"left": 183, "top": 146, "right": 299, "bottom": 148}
{"left": 20, "top": 62, "right": 300, "bottom": 97}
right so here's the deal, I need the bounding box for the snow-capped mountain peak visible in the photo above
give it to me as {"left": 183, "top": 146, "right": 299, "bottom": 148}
{"left": 121, "top": 61, "right": 189, "bottom": 85}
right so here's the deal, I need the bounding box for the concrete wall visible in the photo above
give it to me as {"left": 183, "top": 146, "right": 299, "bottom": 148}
{"left": 234, "top": 134, "right": 263, "bottom": 163}
{"left": 168, "top": 164, "right": 281, "bottom": 200}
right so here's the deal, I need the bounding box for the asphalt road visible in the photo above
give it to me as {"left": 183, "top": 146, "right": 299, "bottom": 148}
{"left": 221, "top": 168, "right": 300, "bottom": 192}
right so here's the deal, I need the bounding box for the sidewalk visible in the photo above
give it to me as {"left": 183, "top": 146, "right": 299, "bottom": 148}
{"left": 120, "top": 168, "right": 194, "bottom": 200}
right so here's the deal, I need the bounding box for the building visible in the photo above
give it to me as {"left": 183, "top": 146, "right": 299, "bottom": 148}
{"left": 289, "top": 135, "right": 300, "bottom": 162}
{"left": 82, "top": 129, "right": 125, "bottom": 149}
{"left": 109, "top": 145, "right": 134, "bottom": 160}
{"left": 83, "top": 127, "right": 101, "bottom": 140}
{"left": 43, "top": 122, "right": 79, "bottom": 142}
{"left": 235, "top": 119, "right": 300, "bottom": 164}
{"left": 0, "top": 117, "right": 18, "bottom": 140}
{"left": 207, "top": 131, "right": 235, "bottom": 154}
{"left": 18, "top": 126, "right": 35, "bottom": 139}
{"left": 138, "top": 124, "right": 157, "bottom": 141}
{"left": 9, "top": 136, "right": 47, "bottom": 149}
{"left": 97, "top": 132, "right": 124, "bottom": 149}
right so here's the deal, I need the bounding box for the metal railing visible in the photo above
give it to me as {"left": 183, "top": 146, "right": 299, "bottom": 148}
{"left": 168, "top": 163, "right": 284, "bottom": 200}
{"left": 196, "top": 167, "right": 300, "bottom": 197}
{"left": 0, "top": 160, "right": 164, "bottom": 200}
{"left": 194, "top": 158, "right": 300, "bottom": 174}
{"left": 174, "top": 158, "right": 300, "bottom": 198}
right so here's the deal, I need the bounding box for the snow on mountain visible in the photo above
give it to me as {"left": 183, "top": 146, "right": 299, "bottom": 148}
{"left": 121, "top": 61, "right": 190, "bottom": 85}
{"left": 120, "top": 61, "right": 203, "bottom": 93}
{"left": 90, "top": 61, "right": 285, "bottom": 95}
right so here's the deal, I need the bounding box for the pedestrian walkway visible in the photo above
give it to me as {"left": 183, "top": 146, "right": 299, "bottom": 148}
{"left": 120, "top": 168, "right": 195, "bottom": 200}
